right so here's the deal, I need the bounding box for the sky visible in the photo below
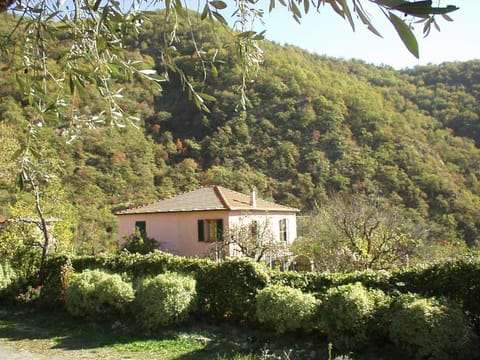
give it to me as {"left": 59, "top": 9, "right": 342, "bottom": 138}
{"left": 251, "top": 1, "right": 479, "bottom": 69}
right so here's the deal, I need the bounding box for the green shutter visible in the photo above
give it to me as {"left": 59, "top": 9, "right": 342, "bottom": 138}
{"left": 216, "top": 219, "right": 223, "bottom": 241}
{"left": 198, "top": 220, "right": 204, "bottom": 242}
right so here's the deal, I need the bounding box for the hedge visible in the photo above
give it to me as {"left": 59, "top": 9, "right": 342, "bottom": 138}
{"left": 38, "top": 252, "right": 269, "bottom": 322}
{"left": 32, "top": 253, "right": 480, "bottom": 327}
{"left": 270, "top": 258, "right": 480, "bottom": 328}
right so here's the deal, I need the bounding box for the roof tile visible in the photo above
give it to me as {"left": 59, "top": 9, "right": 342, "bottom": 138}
{"left": 116, "top": 186, "right": 299, "bottom": 214}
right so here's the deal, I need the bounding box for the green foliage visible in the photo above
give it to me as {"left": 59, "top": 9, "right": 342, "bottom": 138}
{"left": 15, "top": 285, "right": 43, "bottom": 304}
{"left": 66, "top": 251, "right": 211, "bottom": 282}
{"left": 65, "top": 269, "right": 134, "bottom": 318}
{"left": 270, "top": 268, "right": 395, "bottom": 295}
{"left": 9, "top": 252, "right": 480, "bottom": 360}
{"left": 1, "top": 14, "right": 480, "bottom": 260}
{"left": 37, "top": 254, "right": 74, "bottom": 304}
{"left": 64, "top": 254, "right": 268, "bottom": 322}
{"left": 392, "top": 258, "right": 480, "bottom": 327}
{"left": 255, "top": 284, "right": 317, "bottom": 333}
{"left": 294, "top": 192, "right": 423, "bottom": 271}
{"left": 0, "top": 262, "right": 18, "bottom": 302}
{"left": 27, "top": 249, "right": 480, "bottom": 334}
{"left": 319, "top": 282, "right": 390, "bottom": 352}
{"left": 47, "top": 253, "right": 270, "bottom": 322}
{"left": 389, "top": 294, "right": 479, "bottom": 360}
{"left": 195, "top": 258, "right": 269, "bottom": 321}
{"left": 0, "top": 262, "right": 15, "bottom": 292}
{"left": 120, "top": 231, "right": 157, "bottom": 255}
{"left": 271, "top": 258, "right": 480, "bottom": 331}
{"left": 133, "top": 272, "right": 197, "bottom": 330}
{"left": 269, "top": 269, "right": 336, "bottom": 293}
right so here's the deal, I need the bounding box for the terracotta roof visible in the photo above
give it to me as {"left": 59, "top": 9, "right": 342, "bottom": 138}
{"left": 116, "top": 186, "right": 299, "bottom": 215}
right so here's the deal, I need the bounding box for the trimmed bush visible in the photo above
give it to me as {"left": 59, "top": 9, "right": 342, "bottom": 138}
{"left": 65, "top": 269, "right": 134, "bottom": 318}
{"left": 320, "top": 282, "right": 390, "bottom": 352}
{"left": 270, "top": 268, "right": 395, "bottom": 294}
{"left": 389, "top": 294, "right": 479, "bottom": 360}
{"left": 134, "top": 272, "right": 197, "bottom": 330}
{"left": 269, "top": 269, "right": 335, "bottom": 293}
{"left": 39, "top": 254, "right": 480, "bottom": 331}
{"left": 256, "top": 284, "right": 317, "bottom": 333}
{"left": 196, "top": 258, "right": 269, "bottom": 321}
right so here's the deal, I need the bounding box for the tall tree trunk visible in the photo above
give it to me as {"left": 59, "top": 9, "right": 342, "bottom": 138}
{"left": 29, "top": 177, "right": 50, "bottom": 286}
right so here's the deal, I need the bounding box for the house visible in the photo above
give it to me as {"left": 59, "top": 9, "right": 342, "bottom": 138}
{"left": 117, "top": 186, "right": 299, "bottom": 261}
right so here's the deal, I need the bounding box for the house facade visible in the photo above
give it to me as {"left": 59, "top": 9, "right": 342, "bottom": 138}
{"left": 117, "top": 186, "right": 299, "bottom": 260}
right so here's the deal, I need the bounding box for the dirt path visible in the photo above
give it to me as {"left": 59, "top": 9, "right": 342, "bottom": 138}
{"left": 0, "top": 341, "right": 118, "bottom": 360}
{"left": 0, "top": 342, "right": 52, "bottom": 359}
{"left": 0, "top": 339, "right": 147, "bottom": 360}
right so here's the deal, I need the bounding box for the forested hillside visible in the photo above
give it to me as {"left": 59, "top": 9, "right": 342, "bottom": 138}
{"left": 1, "top": 11, "right": 479, "bottom": 261}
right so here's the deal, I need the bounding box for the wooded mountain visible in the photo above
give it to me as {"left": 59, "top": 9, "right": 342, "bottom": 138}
{"left": 1, "top": 12, "right": 479, "bottom": 255}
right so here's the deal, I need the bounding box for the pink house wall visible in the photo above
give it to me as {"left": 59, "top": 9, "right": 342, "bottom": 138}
{"left": 118, "top": 210, "right": 297, "bottom": 258}
{"left": 118, "top": 210, "right": 229, "bottom": 257}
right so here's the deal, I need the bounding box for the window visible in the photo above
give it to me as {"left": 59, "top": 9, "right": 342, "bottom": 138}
{"left": 135, "top": 221, "right": 146, "bottom": 238}
{"left": 198, "top": 219, "right": 223, "bottom": 242}
{"left": 279, "top": 219, "right": 288, "bottom": 243}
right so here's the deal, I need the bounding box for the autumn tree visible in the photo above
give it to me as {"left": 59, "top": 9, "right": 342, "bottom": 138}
{"left": 293, "top": 191, "right": 424, "bottom": 271}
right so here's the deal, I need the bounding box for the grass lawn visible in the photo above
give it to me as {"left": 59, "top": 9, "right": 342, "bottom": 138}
{"left": 0, "top": 306, "right": 331, "bottom": 359}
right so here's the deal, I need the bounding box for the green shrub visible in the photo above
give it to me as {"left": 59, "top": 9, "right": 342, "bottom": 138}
{"left": 320, "top": 282, "right": 390, "bottom": 352}
{"left": 43, "top": 254, "right": 480, "bottom": 330}
{"left": 0, "top": 262, "right": 16, "bottom": 292}
{"left": 40, "top": 255, "right": 74, "bottom": 304}
{"left": 68, "top": 254, "right": 269, "bottom": 322}
{"left": 70, "top": 251, "right": 209, "bottom": 279}
{"left": 65, "top": 269, "right": 134, "bottom": 318}
{"left": 134, "top": 272, "right": 197, "bottom": 330}
{"left": 15, "top": 285, "right": 43, "bottom": 304}
{"left": 196, "top": 258, "right": 269, "bottom": 321}
{"left": 255, "top": 284, "right": 317, "bottom": 333}
{"left": 389, "top": 293, "right": 479, "bottom": 360}
{"left": 393, "top": 258, "right": 480, "bottom": 327}
{"left": 120, "top": 231, "right": 157, "bottom": 255}
{"left": 269, "top": 269, "right": 335, "bottom": 293}
{"left": 0, "top": 262, "right": 19, "bottom": 302}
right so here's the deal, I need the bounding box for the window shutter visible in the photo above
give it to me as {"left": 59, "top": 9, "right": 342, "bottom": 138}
{"left": 216, "top": 219, "right": 223, "bottom": 240}
{"left": 280, "top": 219, "right": 288, "bottom": 242}
{"left": 198, "top": 220, "right": 205, "bottom": 242}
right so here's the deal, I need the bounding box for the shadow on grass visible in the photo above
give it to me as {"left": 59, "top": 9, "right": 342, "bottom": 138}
{"left": 1, "top": 306, "right": 402, "bottom": 360}
{"left": 0, "top": 307, "right": 123, "bottom": 349}
{"left": 0, "top": 305, "right": 328, "bottom": 359}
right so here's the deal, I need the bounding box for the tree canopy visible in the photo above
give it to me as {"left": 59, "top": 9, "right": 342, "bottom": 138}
{"left": 1, "top": 10, "right": 479, "bottom": 265}
{"left": 1, "top": 2, "right": 478, "bottom": 273}
{"left": 0, "top": 0, "right": 459, "bottom": 122}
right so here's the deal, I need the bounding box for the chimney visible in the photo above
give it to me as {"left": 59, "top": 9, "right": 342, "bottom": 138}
{"left": 250, "top": 189, "right": 257, "bottom": 208}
